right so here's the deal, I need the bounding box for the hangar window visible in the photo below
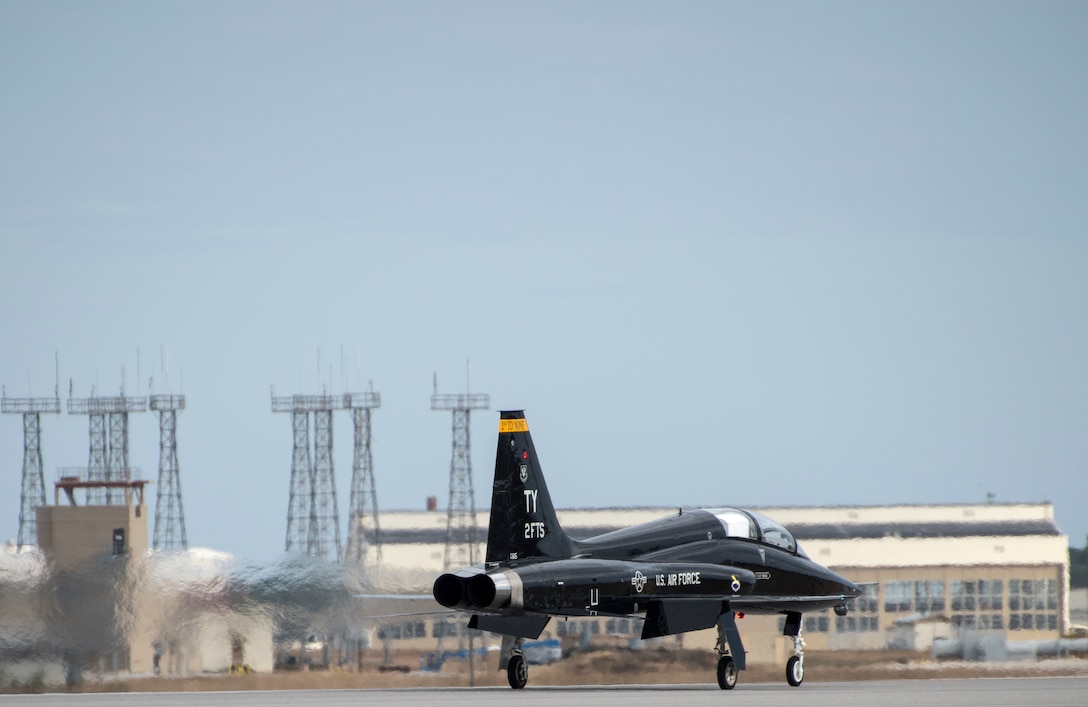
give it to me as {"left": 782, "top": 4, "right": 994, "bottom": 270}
{"left": 977, "top": 579, "right": 1003, "bottom": 611}
{"left": 952, "top": 577, "right": 1005, "bottom": 630}
{"left": 1009, "top": 578, "right": 1059, "bottom": 631}
{"left": 557, "top": 619, "right": 600, "bottom": 637}
{"left": 432, "top": 620, "right": 459, "bottom": 638}
{"left": 914, "top": 580, "right": 945, "bottom": 612}
{"left": 885, "top": 580, "right": 943, "bottom": 614}
{"left": 950, "top": 580, "right": 977, "bottom": 611}
{"left": 606, "top": 618, "right": 632, "bottom": 635}
{"left": 884, "top": 581, "right": 913, "bottom": 612}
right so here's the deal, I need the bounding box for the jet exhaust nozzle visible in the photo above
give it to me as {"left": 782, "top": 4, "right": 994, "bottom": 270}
{"left": 433, "top": 573, "right": 464, "bottom": 608}
{"left": 467, "top": 571, "right": 512, "bottom": 609}
{"left": 433, "top": 567, "right": 488, "bottom": 608}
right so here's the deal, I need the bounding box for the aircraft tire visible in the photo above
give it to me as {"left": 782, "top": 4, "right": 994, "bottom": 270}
{"left": 507, "top": 654, "right": 528, "bottom": 689}
{"left": 716, "top": 655, "right": 738, "bottom": 690}
{"left": 786, "top": 655, "right": 804, "bottom": 686}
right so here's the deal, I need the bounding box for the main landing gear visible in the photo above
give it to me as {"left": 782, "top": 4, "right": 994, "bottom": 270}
{"left": 716, "top": 654, "right": 738, "bottom": 690}
{"left": 507, "top": 652, "right": 528, "bottom": 689}
{"left": 715, "top": 612, "right": 744, "bottom": 690}
{"left": 500, "top": 636, "right": 527, "bottom": 689}
{"left": 715, "top": 610, "right": 807, "bottom": 689}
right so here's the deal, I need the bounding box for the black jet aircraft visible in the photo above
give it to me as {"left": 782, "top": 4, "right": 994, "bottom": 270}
{"left": 433, "top": 410, "right": 862, "bottom": 690}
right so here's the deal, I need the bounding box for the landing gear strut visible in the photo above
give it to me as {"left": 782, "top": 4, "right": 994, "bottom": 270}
{"left": 783, "top": 611, "right": 805, "bottom": 687}
{"left": 499, "top": 636, "right": 527, "bottom": 689}
{"left": 715, "top": 612, "right": 745, "bottom": 690}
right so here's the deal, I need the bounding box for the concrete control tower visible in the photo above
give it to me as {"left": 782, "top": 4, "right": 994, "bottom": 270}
{"left": 35, "top": 475, "right": 154, "bottom": 675}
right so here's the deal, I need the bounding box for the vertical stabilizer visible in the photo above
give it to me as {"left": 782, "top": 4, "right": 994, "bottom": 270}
{"left": 485, "top": 410, "right": 572, "bottom": 563}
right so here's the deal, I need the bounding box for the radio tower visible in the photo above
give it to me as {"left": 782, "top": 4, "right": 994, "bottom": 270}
{"left": 67, "top": 383, "right": 146, "bottom": 505}
{"left": 272, "top": 390, "right": 343, "bottom": 562}
{"left": 344, "top": 387, "right": 382, "bottom": 566}
{"left": 150, "top": 393, "right": 187, "bottom": 550}
{"left": 2, "top": 385, "right": 61, "bottom": 549}
{"left": 431, "top": 367, "right": 489, "bottom": 570}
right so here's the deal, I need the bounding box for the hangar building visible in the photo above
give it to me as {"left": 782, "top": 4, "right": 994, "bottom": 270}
{"left": 362, "top": 501, "right": 1070, "bottom": 663}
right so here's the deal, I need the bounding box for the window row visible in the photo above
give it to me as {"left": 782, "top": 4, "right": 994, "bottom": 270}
{"left": 885, "top": 576, "right": 1060, "bottom": 618}
{"left": 950, "top": 579, "right": 1004, "bottom": 611}
{"left": 951, "top": 613, "right": 1004, "bottom": 630}
{"left": 884, "top": 580, "right": 945, "bottom": 613}
{"left": 1009, "top": 613, "right": 1059, "bottom": 631}
{"left": 555, "top": 619, "right": 602, "bottom": 637}
{"left": 1008, "top": 578, "right": 1059, "bottom": 611}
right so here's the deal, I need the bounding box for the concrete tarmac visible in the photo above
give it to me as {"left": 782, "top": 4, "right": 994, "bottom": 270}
{"left": 2, "top": 678, "right": 1087, "bottom": 707}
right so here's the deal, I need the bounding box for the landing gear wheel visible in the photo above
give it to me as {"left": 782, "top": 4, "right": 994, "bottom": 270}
{"left": 786, "top": 655, "right": 804, "bottom": 687}
{"left": 507, "top": 654, "right": 528, "bottom": 689}
{"left": 717, "top": 655, "right": 738, "bottom": 690}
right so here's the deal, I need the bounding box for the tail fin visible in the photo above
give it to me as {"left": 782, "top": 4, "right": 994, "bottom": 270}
{"left": 485, "top": 410, "right": 573, "bottom": 563}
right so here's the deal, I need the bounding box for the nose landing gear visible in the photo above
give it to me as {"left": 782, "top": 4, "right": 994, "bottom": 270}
{"left": 783, "top": 612, "right": 805, "bottom": 687}
{"left": 786, "top": 636, "right": 806, "bottom": 686}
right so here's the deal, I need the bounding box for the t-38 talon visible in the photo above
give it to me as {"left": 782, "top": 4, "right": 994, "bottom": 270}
{"left": 433, "top": 410, "right": 861, "bottom": 690}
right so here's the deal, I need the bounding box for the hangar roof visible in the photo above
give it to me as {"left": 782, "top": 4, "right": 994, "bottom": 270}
{"left": 374, "top": 505, "right": 1063, "bottom": 545}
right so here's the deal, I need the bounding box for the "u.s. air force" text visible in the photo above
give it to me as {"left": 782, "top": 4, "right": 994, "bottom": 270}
{"left": 656, "top": 572, "right": 701, "bottom": 587}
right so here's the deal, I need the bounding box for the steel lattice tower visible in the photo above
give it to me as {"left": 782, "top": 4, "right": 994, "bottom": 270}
{"left": 67, "top": 392, "right": 146, "bottom": 505}
{"left": 150, "top": 394, "right": 187, "bottom": 550}
{"left": 344, "top": 391, "right": 382, "bottom": 566}
{"left": 311, "top": 408, "right": 341, "bottom": 560}
{"left": 2, "top": 389, "right": 61, "bottom": 549}
{"left": 107, "top": 409, "right": 129, "bottom": 505}
{"left": 286, "top": 408, "right": 312, "bottom": 554}
{"left": 432, "top": 387, "right": 489, "bottom": 571}
{"left": 273, "top": 393, "right": 343, "bottom": 561}
{"left": 87, "top": 409, "right": 107, "bottom": 504}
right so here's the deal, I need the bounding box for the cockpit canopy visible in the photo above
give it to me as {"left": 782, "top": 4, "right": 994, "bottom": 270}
{"left": 710, "top": 508, "right": 804, "bottom": 555}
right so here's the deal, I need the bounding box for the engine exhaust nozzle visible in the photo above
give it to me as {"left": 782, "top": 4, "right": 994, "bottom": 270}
{"left": 467, "top": 571, "right": 513, "bottom": 609}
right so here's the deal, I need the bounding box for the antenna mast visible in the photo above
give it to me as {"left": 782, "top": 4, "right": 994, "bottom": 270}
{"left": 431, "top": 363, "right": 489, "bottom": 570}
{"left": 344, "top": 384, "right": 382, "bottom": 569}
{"left": 67, "top": 382, "right": 146, "bottom": 505}
{"left": 2, "top": 386, "right": 62, "bottom": 549}
{"left": 150, "top": 391, "right": 187, "bottom": 550}
{"left": 273, "top": 390, "right": 343, "bottom": 562}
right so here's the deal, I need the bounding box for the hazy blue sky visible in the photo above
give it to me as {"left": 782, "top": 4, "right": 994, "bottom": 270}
{"left": 2, "top": 2, "right": 1086, "bottom": 561}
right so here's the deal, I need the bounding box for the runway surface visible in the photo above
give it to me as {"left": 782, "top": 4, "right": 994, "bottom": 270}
{"left": 3, "top": 677, "right": 1087, "bottom": 707}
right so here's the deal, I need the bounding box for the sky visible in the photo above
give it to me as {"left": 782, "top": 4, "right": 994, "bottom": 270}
{"left": 1, "top": 1, "right": 1086, "bottom": 562}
